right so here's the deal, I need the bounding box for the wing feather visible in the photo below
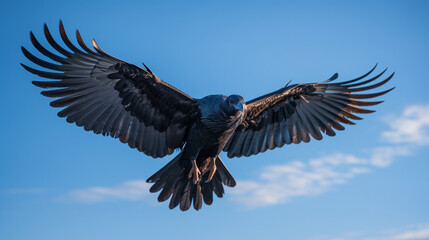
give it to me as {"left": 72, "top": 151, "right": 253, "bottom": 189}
{"left": 224, "top": 65, "right": 394, "bottom": 157}
{"left": 22, "top": 21, "right": 198, "bottom": 158}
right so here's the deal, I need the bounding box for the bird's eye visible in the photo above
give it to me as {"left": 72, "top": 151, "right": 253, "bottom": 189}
{"left": 228, "top": 99, "right": 233, "bottom": 104}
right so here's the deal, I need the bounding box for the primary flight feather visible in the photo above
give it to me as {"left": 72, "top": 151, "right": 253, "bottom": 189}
{"left": 22, "top": 21, "right": 394, "bottom": 211}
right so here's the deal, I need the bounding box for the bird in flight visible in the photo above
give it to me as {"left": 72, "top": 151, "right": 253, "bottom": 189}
{"left": 22, "top": 21, "right": 394, "bottom": 211}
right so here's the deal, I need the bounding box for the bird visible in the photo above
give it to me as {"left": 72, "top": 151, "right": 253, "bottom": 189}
{"left": 21, "top": 21, "right": 394, "bottom": 211}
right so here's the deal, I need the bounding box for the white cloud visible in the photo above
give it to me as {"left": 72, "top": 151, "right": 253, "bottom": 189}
{"left": 230, "top": 147, "right": 409, "bottom": 207}
{"left": 59, "top": 180, "right": 151, "bottom": 203}
{"left": 369, "top": 146, "right": 410, "bottom": 167}
{"left": 382, "top": 103, "right": 429, "bottom": 145}
{"left": 392, "top": 227, "right": 429, "bottom": 240}
{"left": 318, "top": 223, "right": 429, "bottom": 240}
{"left": 57, "top": 147, "right": 410, "bottom": 206}
{"left": 61, "top": 146, "right": 408, "bottom": 206}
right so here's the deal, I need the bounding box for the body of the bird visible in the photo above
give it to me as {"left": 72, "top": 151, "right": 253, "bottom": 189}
{"left": 193, "top": 95, "right": 245, "bottom": 157}
{"left": 147, "top": 94, "right": 244, "bottom": 210}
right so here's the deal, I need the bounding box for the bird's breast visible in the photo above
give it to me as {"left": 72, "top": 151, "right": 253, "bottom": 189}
{"left": 200, "top": 112, "right": 243, "bottom": 134}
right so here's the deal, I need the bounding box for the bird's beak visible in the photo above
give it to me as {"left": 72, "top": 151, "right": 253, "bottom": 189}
{"left": 234, "top": 101, "right": 244, "bottom": 112}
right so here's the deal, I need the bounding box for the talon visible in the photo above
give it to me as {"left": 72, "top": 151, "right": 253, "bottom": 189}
{"left": 207, "top": 158, "right": 217, "bottom": 182}
{"left": 188, "top": 160, "right": 201, "bottom": 183}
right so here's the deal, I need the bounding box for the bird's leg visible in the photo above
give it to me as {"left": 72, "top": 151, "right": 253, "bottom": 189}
{"left": 188, "top": 160, "right": 201, "bottom": 184}
{"left": 207, "top": 157, "right": 217, "bottom": 182}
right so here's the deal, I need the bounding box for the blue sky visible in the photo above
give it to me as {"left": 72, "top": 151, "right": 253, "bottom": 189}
{"left": 1, "top": 1, "right": 429, "bottom": 240}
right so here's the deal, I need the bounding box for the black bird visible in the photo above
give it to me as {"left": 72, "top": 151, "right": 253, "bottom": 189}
{"left": 22, "top": 21, "right": 394, "bottom": 211}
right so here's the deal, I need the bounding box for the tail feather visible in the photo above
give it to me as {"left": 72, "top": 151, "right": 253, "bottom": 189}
{"left": 201, "top": 180, "right": 213, "bottom": 205}
{"left": 194, "top": 184, "right": 203, "bottom": 210}
{"left": 180, "top": 181, "right": 192, "bottom": 211}
{"left": 216, "top": 159, "right": 236, "bottom": 187}
{"left": 146, "top": 153, "right": 236, "bottom": 211}
{"left": 212, "top": 173, "right": 225, "bottom": 198}
{"left": 169, "top": 181, "right": 185, "bottom": 209}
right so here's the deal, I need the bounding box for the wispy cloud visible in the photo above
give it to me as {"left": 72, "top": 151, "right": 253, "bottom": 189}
{"left": 391, "top": 227, "right": 429, "bottom": 240}
{"left": 59, "top": 180, "right": 151, "bottom": 203}
{"left": 382, "top": 103, "right": 429, "bottom": 145}
{"left": 316, "top": 223, "right": 429, "bottom": 240}
{"left": 230, "top": 147, "right": 409, "bottom": 207}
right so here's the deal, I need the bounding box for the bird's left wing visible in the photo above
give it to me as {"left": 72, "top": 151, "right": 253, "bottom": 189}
{"left": 22, "top": 21, "right": 199, "bottom": 158}
{"left": 224, "top": 65, "right": 394, "bottom": 158}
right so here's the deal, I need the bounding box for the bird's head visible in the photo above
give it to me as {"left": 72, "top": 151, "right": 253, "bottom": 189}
{"left": 221, "top": 95, "right": 245, "bottom": 115}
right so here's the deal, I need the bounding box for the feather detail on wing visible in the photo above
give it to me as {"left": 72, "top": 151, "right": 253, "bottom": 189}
{"left": 22, "top": 21, "right": 199, "bottom": 158}
{"left": 224, "top": 64, "right": 394, "bottom": 158}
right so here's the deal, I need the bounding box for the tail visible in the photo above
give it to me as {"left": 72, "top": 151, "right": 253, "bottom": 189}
{"left": 146, "top": 153, "right": 236, "bottom": 211}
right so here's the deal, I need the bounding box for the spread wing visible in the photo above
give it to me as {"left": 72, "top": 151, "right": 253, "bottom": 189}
{"left": 22, "top": 21, "right": 199, "bottom": 158}
{"left": 224, "top": 65, "right": 394, "bottom": 158}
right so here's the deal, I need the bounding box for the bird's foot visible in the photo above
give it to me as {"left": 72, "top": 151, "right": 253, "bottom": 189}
{"left": 188, "top": 160, "right": 201, "bottom": 184}
{"left": 201, "top": 157, "right": 217, "bottom": 182}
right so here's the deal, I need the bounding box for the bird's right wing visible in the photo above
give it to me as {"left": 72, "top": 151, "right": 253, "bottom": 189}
{"left": 224, "top": 65, "right": 394, "bottom": 158}
{"left": 22, "top": 21, "right": 199, "bottom": 158}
